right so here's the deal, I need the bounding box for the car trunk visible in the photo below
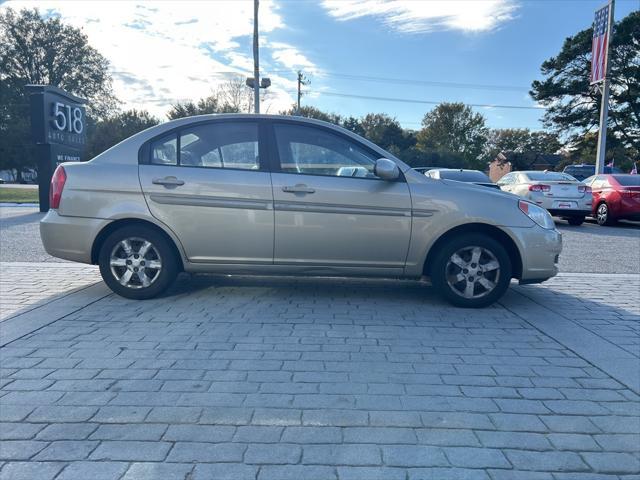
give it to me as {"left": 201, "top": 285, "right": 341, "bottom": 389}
{"left": 538, "top": 181, "right": 585, "bottom": 199}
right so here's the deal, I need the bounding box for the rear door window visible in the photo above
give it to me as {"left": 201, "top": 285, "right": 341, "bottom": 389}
{"left": 179, "top": 122, "right": 259, "bottom": 170}
{"left": 150, "top": 134, "right": 178, "bottom": 166}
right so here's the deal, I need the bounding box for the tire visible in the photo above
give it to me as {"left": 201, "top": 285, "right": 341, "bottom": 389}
{"left": 596, "top": 202, "right": 615, "bottom": 226}
{"left": 567, "top": 217, "right": 585, "bottom": 226}
{"left": 430, "top": 233, "right": 512, "bottom": 308}
{"left": 98, "top": 225, "right": 179, "bottom": 299}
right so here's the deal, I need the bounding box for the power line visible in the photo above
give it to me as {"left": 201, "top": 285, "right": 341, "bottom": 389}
{"left": 319, "top": 91, "right": 545, "bottom": 110}
{"left": 318, "top": 72, "right": 529, "bottom": 92}
{"left": 201, "top": 69, "right": 531, "bottom": 93}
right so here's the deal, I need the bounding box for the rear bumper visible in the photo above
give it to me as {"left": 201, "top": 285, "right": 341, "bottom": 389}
{"left": 40, "top": 210, "right": 110, "bottom": 264}
{"left": 509, "top": 224, "right": 562, "bottom": 283}
{"left": 548, "top": 209, "right": 591, "bottom": 217}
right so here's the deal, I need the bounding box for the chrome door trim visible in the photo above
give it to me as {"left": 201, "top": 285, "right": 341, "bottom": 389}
{"left": 412, "top": 209, "right": 438, "bottom": 218}
{"left": 149, "top": 194, "right": 273, "bottom": 210}
{"left": 274, "top": 201, "right": 411, "bottom": 217}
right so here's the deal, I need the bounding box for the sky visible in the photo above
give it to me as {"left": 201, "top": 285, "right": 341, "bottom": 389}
{"left": 2, "top": 0, "right": 638, "bottom": 130}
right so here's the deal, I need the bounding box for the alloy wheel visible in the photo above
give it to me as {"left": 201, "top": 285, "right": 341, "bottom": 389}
{"left": 445, "top": 246, "right": 501, "bottom": 299}
{"left": 597, "top": 204, "right": 608, "bottom": 225}
{"left": 109, "top": 237, "right": 162, "bottom": 289}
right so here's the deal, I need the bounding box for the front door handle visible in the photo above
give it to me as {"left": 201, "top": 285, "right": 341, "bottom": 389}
{"left": 152, "top": 176, "right": 185, "bottom": 187}
{"left": 282, "top": 184, "right": 315, "bottom": 194}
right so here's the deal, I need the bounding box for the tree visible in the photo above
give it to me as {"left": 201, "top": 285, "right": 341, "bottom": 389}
{"left": 214, "top": 77, "right": 255, "bottom": 114}
{"left": 485, "top": 128, "right": 562, "bottom": 161}
{"left": 0, "top": 7, "right": 117, "bottom": 177}
{"left": 279, "top": 105, "right": 343, "bottom": 125}
{"left": 359, "top": 113, "right": 414, "bottom": 151}
{"left": 417, "top": 102, "right": 489, "bottom": 169}
{"left": 341, "top": 116, "right": 365, "bottom": 136}
{"left": 562, "top": 131, "right": 638, "bottom": 170}
{"left": 86, "top": 110, "right": 159, "bottom": 159}
{"left": 167, "top": 96, "right": 225, "bottom": 120}
{"left": 167, "top": 76, "right": 263, "bottom": 120}
{"left": 530, "top": 11, "right": 639, "bottom": 167}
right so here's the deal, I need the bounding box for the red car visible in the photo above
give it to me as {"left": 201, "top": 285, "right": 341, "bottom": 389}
{"left": 584, "top": 174, "right": 640, "bottom": 225}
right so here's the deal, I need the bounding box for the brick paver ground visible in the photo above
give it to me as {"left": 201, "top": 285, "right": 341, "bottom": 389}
{"left": 0, "top": 263, "right": 99, "bottom": 321}
{"left": 0, "top": 265, "right": 638, "bottom": 479}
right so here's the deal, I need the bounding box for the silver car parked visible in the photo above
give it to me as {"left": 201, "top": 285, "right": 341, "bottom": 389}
{"left": 497, "top": 171, "right": 592, "bottom": 226}
{"left": 41, "top": 115, "right": 562, "bottom": 308}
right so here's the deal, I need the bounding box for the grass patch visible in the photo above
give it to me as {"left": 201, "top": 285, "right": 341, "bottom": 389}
{"left": 0, "top": 187, "right": 39, "bottom": 203}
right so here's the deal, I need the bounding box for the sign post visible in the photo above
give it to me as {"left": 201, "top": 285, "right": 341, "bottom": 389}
{"left": 26, "top": 85, "right": 87, "bottom": 212}
{"left": 592, "top": 0, "right": 615, "bottom": 175}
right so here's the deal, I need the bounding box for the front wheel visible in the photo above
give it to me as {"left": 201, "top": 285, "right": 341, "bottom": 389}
{"left": 430, "top": 234, "right": 512, "bottom": 308}
{"left": 567, "top": 216, "right": 585, "bottom": 226}
{"left": 98, "top": 225, "right": 179, "bottom": 299}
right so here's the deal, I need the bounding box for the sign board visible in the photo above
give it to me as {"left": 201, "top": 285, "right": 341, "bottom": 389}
{"left": 26, "top": 85, "right": 88, "bottom": 211}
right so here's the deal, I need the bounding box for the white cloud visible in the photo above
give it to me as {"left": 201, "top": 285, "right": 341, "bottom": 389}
{"left": 269, "top": 42, "right": 319, "bottom": 74}
{"left": 321, "top": 0, "right": 518, "bottom": 33}
{"left": 2, "top": 0, "right": 312, "bottom": 116}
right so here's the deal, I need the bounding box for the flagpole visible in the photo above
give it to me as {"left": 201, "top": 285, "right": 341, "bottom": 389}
{"left": 595, "top": 0, "right": 615, "bottom": 175}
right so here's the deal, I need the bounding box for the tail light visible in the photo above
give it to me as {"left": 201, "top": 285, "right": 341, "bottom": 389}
{"left": 578, "top": 185, "right": 592, "bottom": 194}
{"left": 49, "top": 166, "right": 67, "bottom": 209}
{"left": 529, "top": 184, "right": 550, "bottom": 192}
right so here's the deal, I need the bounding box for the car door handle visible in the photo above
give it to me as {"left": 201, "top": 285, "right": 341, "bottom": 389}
{"left": 152, "top": 176, "right": 185, "bottom": 187}
{"left": 282, "top": 184, "right": 315, "bottom": 194}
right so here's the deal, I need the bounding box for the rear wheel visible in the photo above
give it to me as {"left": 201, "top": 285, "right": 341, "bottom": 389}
{"left": 430, "top": 234, "right": 512, "bottom": 308}
{"left": 98, "top": 225, "right": 178, "bottom": 299}
{"left": 596, "top": 203, "right": 615, "bottom": 226}
{"left": 567, "top": 216, "right": 585, "bottom": 226}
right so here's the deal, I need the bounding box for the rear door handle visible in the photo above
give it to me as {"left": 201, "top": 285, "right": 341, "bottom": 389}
{"left": 152, "top": 176, "right": 185, "bottom": 187}
{"left": 282, "top": 184, "right": 315, "bottom": 194}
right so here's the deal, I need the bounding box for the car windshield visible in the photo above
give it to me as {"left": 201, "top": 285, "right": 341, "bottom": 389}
{"left": 613, "top": 175, "right": 640, "bottom": 186}
{"left": 437, "top": 170, "right": 491, "bottom": 182}
{"left": 526, "top": 172, "right": 577, "bottom": 182}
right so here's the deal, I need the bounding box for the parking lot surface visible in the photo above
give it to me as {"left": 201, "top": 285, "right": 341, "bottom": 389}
{"left": 0, "top": 260, "right": 638, "bottom": 479}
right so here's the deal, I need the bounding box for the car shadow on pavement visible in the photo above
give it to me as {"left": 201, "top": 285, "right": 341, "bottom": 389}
{"left": 514, "top": 282, "right": 639, "bottom": 320}
{"left": 162, "top": 273, "right": 639, "bottom": 321}
{"left": 163, "top": 273, "right": 446, "bottom": 305}
{"left": 0, "top": 210, "right": 45, "bottom": 228}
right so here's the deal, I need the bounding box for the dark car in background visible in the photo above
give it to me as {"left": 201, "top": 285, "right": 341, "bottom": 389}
{"left": 563, "top": 164, "right": 622, "bottom": 181}
{"left": 583, "top": 174, "right": 640, "bottom": 225}
{"left": 424, "top": 169, "right": 500, "bottom": 189}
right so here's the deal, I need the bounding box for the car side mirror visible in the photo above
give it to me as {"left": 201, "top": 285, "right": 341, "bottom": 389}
{"left": 374, "top": 158, "right": 400, "bottom": 181}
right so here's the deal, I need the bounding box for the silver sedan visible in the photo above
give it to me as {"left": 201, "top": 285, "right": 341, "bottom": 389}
{"left": 497, "top": 171, "right": 592, "bottom": 225}
{"left": 40, "top": 114, "right": 562, "bottom": 308}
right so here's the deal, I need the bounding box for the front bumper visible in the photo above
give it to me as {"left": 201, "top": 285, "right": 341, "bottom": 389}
{"left": 40, "top": 210, "right": 110, "bottom": 264}
{"left": 509, "top": 224, "right": 562, "bottom": 283}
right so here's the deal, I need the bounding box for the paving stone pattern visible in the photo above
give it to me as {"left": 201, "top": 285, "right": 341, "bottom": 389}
{"left": 0, "top": 263, "right": 100, "bottom": 321}
{"left": 0, "top": 269, "right": 639, "bottom": 479}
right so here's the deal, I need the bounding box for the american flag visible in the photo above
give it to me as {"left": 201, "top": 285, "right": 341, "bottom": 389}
{"left": 591, "top": 4, "right": 611, "bottom": 84}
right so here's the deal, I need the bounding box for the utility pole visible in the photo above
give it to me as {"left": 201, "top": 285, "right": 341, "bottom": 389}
{"left": 595, "top": 0, "right": 615, "bottom": 174}
{"left": 296, "top": 71, "right": 309, "bottom": 114}
{"left": 253, "top": 0, "right": 260, "bottom": 114}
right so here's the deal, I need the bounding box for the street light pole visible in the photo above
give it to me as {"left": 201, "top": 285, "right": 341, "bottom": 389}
{"left": 253, "top": 0, "right": 260, "bottom": 114}
{"left": 595, "top": 0, "right": 615, "bottom": 174}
